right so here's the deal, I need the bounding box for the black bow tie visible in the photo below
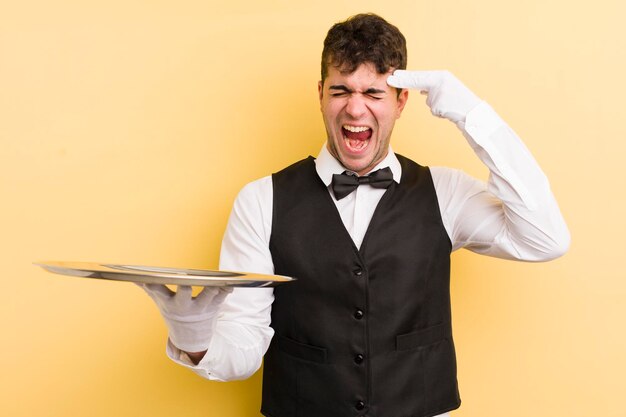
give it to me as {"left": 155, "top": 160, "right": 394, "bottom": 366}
{"left": 331, "top": 167, "right": 394, "bottom": 200}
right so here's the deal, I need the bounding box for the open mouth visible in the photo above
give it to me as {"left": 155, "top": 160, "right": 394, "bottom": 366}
{"left": 342, "top": 125, "right": 372, "bottom": 151}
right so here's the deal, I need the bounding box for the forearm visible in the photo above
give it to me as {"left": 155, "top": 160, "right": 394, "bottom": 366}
{"left": 442, "top": 102, "right": 570, "bottom": 260}
{"left": 167, "top": 177, "right": 276, "bottom": 380}
{"left": 167, "top": 308, "right": 274, "bottom": 381}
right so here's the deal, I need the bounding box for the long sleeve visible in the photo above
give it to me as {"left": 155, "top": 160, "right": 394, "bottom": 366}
{"left": 431, "top": 101, "right": 570, "bottom": 261}
{"left": 166, "top": 177, "right": 275, "bottom": 381}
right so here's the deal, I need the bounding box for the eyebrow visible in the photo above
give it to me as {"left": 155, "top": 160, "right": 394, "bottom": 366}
{"left": 329, "top": 85, "right": 387, "bottom": 95}
{"left": 329, "top": 85, "right": 352, "bottom": 93}
{"left": 364, "top": 87, "right": 386, "bottom": 95}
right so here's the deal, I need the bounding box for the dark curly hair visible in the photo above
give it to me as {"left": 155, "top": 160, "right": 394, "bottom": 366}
{"left": 321, "top": 13, "right": 407, "bottom": 85}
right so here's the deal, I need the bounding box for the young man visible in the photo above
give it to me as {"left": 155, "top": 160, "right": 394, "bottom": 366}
{"left": 141, "top": 13, "right": 569, "bottom": 417}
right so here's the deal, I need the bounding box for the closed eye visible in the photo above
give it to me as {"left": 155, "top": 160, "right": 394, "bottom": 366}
{"left": 329, "top": 85, "right": 352, "bottom": 97}
{"left": 364, "top": 88, "right": 386, "bottom": 100}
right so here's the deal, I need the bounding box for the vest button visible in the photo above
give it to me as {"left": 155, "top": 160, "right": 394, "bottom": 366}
{"left": 354, "top": 309, "right": 364, "bottom": 319}
{"left": 353, "top": 269, "right": 363, "bottom": 277}
{"left": 354, "top": 354, "right": 364, "bottom": 364}
{"left": 355, "top": 400, "right": 365, "bottom": 410}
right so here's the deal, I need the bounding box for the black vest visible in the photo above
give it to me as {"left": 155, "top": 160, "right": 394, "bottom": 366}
{"left": 262, "top": 155, "right": 460, "bottom": 417}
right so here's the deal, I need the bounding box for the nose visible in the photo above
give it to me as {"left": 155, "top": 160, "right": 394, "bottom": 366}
{"left": 345, "top": 94, "right": 367, "bottom": 119}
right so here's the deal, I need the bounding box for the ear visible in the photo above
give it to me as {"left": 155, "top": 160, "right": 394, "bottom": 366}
{"left": 318, "top": 80, "right": 324, "bottom": 103}
{"left": 395, "top": 89, "right": 409, "bottom": 119}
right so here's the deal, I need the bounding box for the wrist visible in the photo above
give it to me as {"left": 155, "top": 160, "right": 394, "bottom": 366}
{"left": 183, "top": 349, "right": 208, "bottom": 365}
{"left": 166, "top": 315, "right": 217, "bottom": 353}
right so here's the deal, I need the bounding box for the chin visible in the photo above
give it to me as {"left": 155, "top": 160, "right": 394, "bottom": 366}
{"left": 342, "top": 158, "right": 372, "bottom": 175}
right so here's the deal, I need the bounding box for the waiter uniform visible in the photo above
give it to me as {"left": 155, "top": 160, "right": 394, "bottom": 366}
{"left": 167, "top": 102, "right": 570, "bottom": 417}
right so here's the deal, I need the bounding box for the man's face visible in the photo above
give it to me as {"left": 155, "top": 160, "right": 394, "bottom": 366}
{"left": 318, "top": 62, "right": 408, "bottom": 176}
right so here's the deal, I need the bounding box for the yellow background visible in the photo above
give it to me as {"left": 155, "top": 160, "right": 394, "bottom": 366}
{"left": 1, "top": 0, "right": 624, "bottom": 416}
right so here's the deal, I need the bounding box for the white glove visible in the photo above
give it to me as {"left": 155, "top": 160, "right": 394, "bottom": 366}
{"left": 387, "top": 70, "right": 482, "bottom": 124}
{"left": 139, "top": 284, "right": 232, "bottom": 352}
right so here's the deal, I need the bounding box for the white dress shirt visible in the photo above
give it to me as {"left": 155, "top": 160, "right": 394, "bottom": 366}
{"left": 166, "top": 102, "right": 570, "bottom": 416}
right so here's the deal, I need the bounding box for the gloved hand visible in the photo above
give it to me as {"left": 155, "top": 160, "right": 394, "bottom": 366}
{"left": 387, "top": 70, "right": 482, "bottom": 124}
{"left": 138, "top": 284, "right": 232, "bottom": 352}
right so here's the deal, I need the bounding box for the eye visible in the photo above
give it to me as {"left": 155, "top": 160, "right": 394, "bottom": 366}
{"left": 331, "top": 92, "right": 348, "bottom": 97}
{"left": 368, "top": 94, "right": 384, "bottom": 100}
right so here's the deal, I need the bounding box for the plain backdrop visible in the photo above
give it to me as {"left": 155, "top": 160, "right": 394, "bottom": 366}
{"left": 1, "top": 1, "right": 624, "bottom": 416}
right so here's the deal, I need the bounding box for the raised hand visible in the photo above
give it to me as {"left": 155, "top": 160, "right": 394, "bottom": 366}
{"left": 387, "top": 70, "right": 481, "bottom": 124}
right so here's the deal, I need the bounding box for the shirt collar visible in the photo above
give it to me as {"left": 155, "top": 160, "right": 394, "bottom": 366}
{"left": 314, "top": 143, "right": 402, "bottom": 187}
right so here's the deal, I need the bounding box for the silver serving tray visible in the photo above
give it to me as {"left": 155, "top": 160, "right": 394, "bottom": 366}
{"left": 35, "top": 261, "right": 294, "bottom": 287}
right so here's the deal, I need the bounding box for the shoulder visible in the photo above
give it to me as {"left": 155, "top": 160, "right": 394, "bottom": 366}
{"left": 394, "top": 153, "right": 430, "bottom": 186}
{"left": 233, "top": 155, "right": 315, "bottom": 210}
{"left": 234, "top": 176, "right": 273, "bottom": 212}
{"left": 430, "top": 166, "right": 486, "bottom": 195}
{"left": 272, "top": 156, "right": 315, "bottom": 179}
{"left": 395, "top": 153, "right": 425, "bottom": 170}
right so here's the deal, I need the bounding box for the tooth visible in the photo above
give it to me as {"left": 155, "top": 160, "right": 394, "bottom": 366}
{"left": 343, "top": 125, "right": 371, "bottom": 132}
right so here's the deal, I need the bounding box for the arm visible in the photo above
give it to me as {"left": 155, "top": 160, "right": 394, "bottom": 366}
{"left": 147, "top": 177, "right": 275, "bottom": 381}
{"left": 388, "top": 70, "right": 570, "bottom": 260}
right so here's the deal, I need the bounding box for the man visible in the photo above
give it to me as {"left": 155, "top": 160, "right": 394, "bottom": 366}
{"left": 141, "top": 13, "right": 570, "bottom": 417}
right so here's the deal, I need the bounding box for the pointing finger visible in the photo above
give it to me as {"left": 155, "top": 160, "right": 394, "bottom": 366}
{"left": 387, "top": 70, "right": 442, "bottom": 92}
